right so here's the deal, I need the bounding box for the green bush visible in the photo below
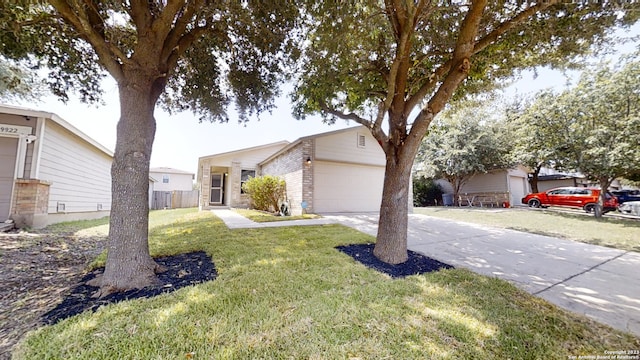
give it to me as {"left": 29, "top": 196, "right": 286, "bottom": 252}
{"left": 241, "top": 175, "right": 286, "bottom": 213}
{"left": 413, "top": 176, "right": 443, "bottom": 206}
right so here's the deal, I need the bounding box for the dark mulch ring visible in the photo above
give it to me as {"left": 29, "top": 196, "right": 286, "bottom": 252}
{"left": 336, "top": 244, "right": 453, "bottom": 278}
{"left": 43, "top": 251, "right": 217, "bottom": 325}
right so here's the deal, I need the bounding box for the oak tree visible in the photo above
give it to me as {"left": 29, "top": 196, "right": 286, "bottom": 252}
{"left": 293, "top": 1, "right": 638, "bottom": 264}
{"left": 1, "top": 1, "right": 298, "bottom": 295}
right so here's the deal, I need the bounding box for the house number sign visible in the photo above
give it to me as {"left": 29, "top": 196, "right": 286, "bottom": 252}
{"left": 0, "top": 123, "right": 32, "bottom": 136}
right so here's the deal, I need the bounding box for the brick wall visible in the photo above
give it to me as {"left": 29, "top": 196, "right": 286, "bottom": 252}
{"left": 11, "top": 179, "right": 51, "bottom": 228}
{"left": 261, "top": 140, "right": 315, "bottom": 215}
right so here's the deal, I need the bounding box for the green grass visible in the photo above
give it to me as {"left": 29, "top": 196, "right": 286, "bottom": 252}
{"left": 415, "top": 207, "right": 640, "bottom": 252}
{"left": 234, "top": 208, "right": 321, "bottom": 222}
{"left": 14, "top": 210, "right": 639, "bottom": 359}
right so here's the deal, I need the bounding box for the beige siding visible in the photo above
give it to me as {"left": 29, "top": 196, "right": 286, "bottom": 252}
{"left": 315, "top": 128, "right": 385, "bottom": 166}
{"left": 150, "top": 172, "right": 193, "bottom": 191}
{"left": 38, "top": 121, "right": 112, "bottom": 213}
{"left": 461, "top": 171, "right": 508, "bottom": 193}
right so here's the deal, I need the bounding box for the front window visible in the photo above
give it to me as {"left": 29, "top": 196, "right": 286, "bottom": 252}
{"left": 162, "top": 175, "right": 169, "bottom": 183}
{"left": 240, "top": 169, "right": 255, "bottom": 194}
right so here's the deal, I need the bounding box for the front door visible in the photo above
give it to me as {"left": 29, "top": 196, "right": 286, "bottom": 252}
{"left": 210, "top": 173, "right": 224, "bottom": 205}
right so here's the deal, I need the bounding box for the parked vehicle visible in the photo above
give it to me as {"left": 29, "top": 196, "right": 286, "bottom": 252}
{"left": 521, "top": 187, "right": 618, "bottom": 213}
{"left": 618, "top": 201, "right": 640, "bottom": 216}
{"left": 611, "top": 189, "right": 640, "bottom": 204}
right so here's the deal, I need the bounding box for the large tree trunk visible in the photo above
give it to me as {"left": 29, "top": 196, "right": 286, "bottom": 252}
{"left": 91, "top": 73, "right": 165, "bottom": 296}
{"left": 373, "top": 148, "right": 415, "bottom": 265}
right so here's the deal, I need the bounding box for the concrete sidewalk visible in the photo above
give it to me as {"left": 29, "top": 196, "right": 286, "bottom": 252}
{"left": 212, "top": 209, "right": 640, "bottom": 337}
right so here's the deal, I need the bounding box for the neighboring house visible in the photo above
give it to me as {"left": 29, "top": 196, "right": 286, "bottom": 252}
{"left": 535, "top": 174, "right": 588, "bottom": 192}
{"left": 149, "top": 167, "right": 195, "bottom": 191}
{"left": 197, "top": 126, "right": 405, "bottom": 215}
{"left": 1, "top": 104, "right": 112, "bottom": 228}
{"left": 437, "top": 165, "right": 530, "bottom": 207}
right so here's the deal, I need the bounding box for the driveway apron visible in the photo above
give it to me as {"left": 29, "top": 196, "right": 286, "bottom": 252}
{"left": 321, "top": 213, "right": 640, "bottom": 337}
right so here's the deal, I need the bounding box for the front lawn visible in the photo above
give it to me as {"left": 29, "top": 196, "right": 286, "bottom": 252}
{"left": 14, "top": 210, "right": 639, "bottom": 359}
{"left": 415, "top": 207, "right": 640, "bottom": 252}
{"left": 234, "top": 208, "right": 321, "bottom": 222}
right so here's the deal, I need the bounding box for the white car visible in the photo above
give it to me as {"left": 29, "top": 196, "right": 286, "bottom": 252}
{"left": 618, "top": 201, "right": 640, "bottom": 216}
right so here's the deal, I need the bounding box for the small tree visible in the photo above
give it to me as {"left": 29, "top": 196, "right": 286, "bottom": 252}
{"left": 242, "top": 175, "right": 286, "bottom": 213}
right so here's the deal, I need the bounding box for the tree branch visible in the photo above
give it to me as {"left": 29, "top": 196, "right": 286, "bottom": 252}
{"left": 48, "top": 0, "right": 125, "bottom": 81}
{"left": 473, "top": 0, "right": 558, "bottom": 55}
{"left": 405, "top": 1, "right": 559, "bottom": 118}
{"left": 128, "top": 0, "right": 153, "bottom": 36}
{"left": 409, "top": 0, "right": 488, "bottom": 141}
{"left": 165, "top": 25, "right": 214, "bottom": 73}
{"left": 159, "top": 0, "right": 205, "bottom": 63}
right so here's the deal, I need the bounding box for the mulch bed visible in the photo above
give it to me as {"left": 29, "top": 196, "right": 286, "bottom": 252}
{"left": 43, "top": 251, "right": 217, "bottom": 325}
{"left": 336, "top": 243, "right": 453, "bottom": 278}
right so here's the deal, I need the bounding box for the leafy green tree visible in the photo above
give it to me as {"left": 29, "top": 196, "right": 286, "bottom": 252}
{"left": 293, "top": 1, "right": 637, "bottom": 264}
{"left": 0, "top": 57, "right": 46, "bottom": 101}
{"left": 566, "top": 57, "right": 640, "bottom": 216}
{"left": 416, "top": 101, "right": 513, "bottom": 205}
{"left": 0, "top": 1, "right": 298, "bottom": 295}
{"left": 509, "top": 91, "right": 574, "bottom": 193}
{"left": 242, "top": 175, "right": 287, "bottom": 213}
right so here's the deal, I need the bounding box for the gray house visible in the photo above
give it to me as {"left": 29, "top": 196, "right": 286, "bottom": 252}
{"left": 1, "top": 105, "right": 112, "bottom": 228}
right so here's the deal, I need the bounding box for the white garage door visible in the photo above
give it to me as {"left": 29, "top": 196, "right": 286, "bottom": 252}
{"left": 0, "top": 137, "right": 18, "bottom": 221}
{"left": 313, "top": 161, "right": 385, "bottom": 213}
{"left": 509, "top": 175, "right": 528, "bottom": 206}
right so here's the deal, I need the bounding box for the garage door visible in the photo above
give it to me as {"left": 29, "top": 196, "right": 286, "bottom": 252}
{"left": 313, "top": 161, "right": 385, "bottom": 213}
{"left": 0, "top": 137, "right": 18, "bottom": 221}
{"left": 509, "top": 175, "right": 528, "bottom": 206}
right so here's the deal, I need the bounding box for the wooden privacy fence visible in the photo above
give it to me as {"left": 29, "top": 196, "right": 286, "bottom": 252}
{"left": 152, "top": 190, "right": 199, "bottom": 210}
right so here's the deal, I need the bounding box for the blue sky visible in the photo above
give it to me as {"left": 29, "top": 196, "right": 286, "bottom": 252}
{"left": 10, "top": 23, "right": 639, "bottom": 175}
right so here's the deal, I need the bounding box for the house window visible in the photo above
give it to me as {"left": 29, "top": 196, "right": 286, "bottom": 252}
{"left": 357, "top": 133, "right": 366, "bottom": 148}
{"left": 162, "top": 175, "right": 170, "bottom": 183}
{"left": 240, "top": 169, "right": 255, "bottom": 194}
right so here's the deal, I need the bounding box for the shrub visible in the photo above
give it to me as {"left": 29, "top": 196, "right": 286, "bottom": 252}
{"left": 413, "top": 176, "right": 443, "bottom": 206}
{"left": 241, "top": 175, "right": 286, "bottom": 213}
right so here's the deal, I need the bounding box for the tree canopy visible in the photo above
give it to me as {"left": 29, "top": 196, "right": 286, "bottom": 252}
{"left": 416, "top": 99, "right": 512, "bottom": 204}
{"left": 293, "top": 0, "right": 638, "bottom": 264}
{"left": 0, "top": 0, "right": 300, "bottom": 295}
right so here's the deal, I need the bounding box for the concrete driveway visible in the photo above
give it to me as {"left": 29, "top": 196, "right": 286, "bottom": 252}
{"left": 320, "top": 212, "right": 640, "bottom": 337}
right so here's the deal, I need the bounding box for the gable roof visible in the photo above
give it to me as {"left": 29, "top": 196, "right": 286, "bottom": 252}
{"left": 150, "top": 167, "right": 194, "bottom": 176}
{"left": 259, "top": 125, "right": 368, "bottom": 165}
{"left": 198, "top": 140, "right": 290, "bottom": 161}
{"left": 0, "top": 104, "right": 113, "bottom": 157}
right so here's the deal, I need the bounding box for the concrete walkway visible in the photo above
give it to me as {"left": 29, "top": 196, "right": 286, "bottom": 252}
{"left": 211, "top": 209, "right": 640, "bottom": 337}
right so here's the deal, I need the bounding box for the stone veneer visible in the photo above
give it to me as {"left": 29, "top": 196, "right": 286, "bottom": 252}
{"left": 11, "top": 179, "right": 51, "bottom": 228}
{"left": 260, "top": 140, "right": 314, "bottom": 215}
